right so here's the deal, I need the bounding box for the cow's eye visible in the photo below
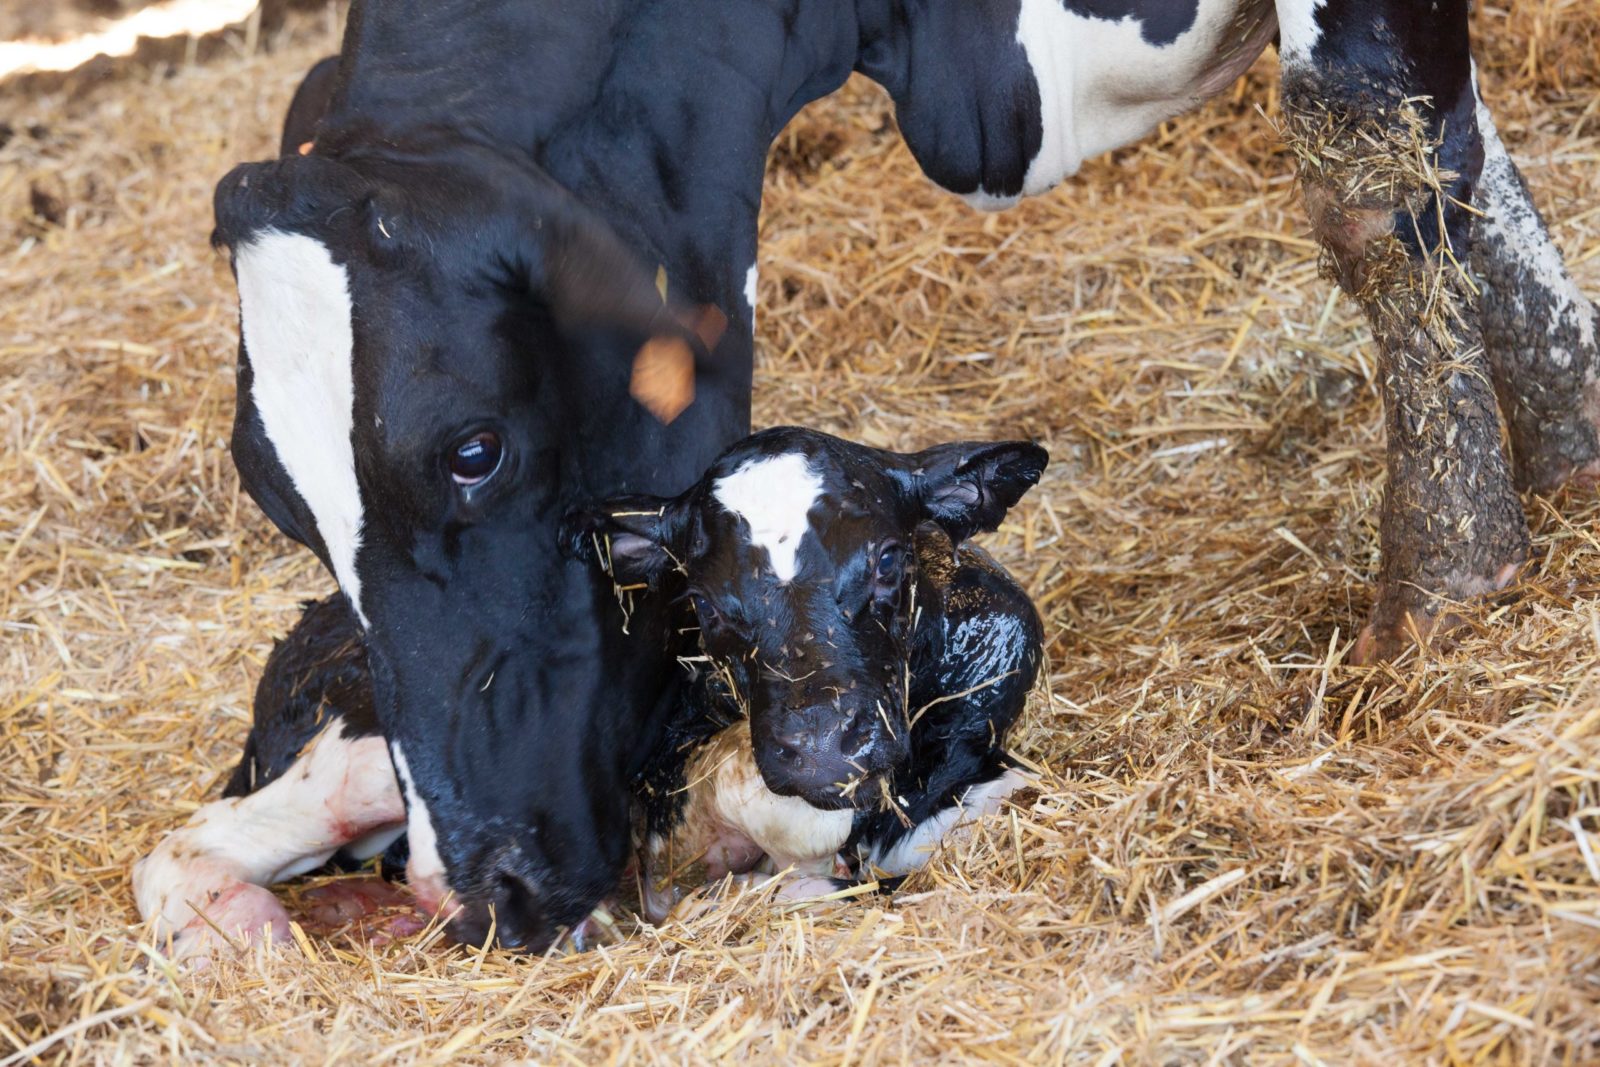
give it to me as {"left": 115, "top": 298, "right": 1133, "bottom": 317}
{"left": 449, "top": 432, "right": 503, "bottom": 486}
{"left": 873, "top": 542, "right": 905, "bottom": 594}
{"left": 690, "top": 593, "right": 722, "bottom": 630}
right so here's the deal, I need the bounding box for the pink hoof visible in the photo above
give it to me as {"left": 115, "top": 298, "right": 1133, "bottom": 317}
{"left": 1351, "top": 563, "right": 1521, "bottom": 665}
{"left": 169, "top": 882, "right": 292, "bottom": 961}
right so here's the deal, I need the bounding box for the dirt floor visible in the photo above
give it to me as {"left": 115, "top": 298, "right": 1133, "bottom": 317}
{"left": 3, "top": 3, "right": 1600, "bottom": 1062}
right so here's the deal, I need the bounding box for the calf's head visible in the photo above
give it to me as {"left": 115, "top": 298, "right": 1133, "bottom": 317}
{"left": 213, "top": 138, "right": 727, "bottom": 949}
{"left": 565, "top": 427, "right": 1046, "bottom": 809}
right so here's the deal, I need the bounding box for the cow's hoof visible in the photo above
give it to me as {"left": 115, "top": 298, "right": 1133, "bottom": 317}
{"left": 1351, "top": 563, "right": 1520, "bottom": 665}
{"left": 164, "top": 882, "right": 293, "bottom": 963}
{"left": 1567, "top": 454, "right": 1600, "bottom": 491}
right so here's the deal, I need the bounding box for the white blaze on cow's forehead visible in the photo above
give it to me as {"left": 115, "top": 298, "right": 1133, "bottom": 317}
{"left": 712, "top": 452, "right": 823, "bottom": 583}
{"left": 235, "top": 229, "right": 369, "bottom": 628}
{"left": 390, "top": 744, "right": 448, "bottom": 898}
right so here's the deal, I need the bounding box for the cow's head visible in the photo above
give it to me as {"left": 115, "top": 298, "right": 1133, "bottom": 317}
{"left": 213, "top": 136, "right": 731, "bottom": 950}
{"left": 564, "top": 427, "right": 1047, "bottom": 809}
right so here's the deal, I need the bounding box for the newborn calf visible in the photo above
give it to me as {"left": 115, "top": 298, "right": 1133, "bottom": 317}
{"left": 565, "top": 427, "right": 1046, "bottom": 918}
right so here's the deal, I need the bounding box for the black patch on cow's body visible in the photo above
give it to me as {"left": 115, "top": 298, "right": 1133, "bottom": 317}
{"left": 846, "top": 532, "right": 1040, "bottom": 860}
{"left": 1060, "top": 0, "right": 1200, "bottom": 46}
{"left": 222, "top": 595, "right": 379, "bottom": 801}
{"left": 632, "top": 651, "right": 747, "bottom": 843}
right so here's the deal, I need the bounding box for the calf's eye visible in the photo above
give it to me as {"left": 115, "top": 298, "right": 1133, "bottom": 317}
{"left": 689, "top": 593, "right": 725, "bottom": 634}
{"left": 449, "top": 431, "right": 503, "bottom": 486}
{"left": 873, "top": 542, "right": 905, "bottom": 591}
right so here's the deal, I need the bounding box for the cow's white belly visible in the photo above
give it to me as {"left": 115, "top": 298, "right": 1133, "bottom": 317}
{"left": 970, "top": 0, "right": 1278, "bottom": 208}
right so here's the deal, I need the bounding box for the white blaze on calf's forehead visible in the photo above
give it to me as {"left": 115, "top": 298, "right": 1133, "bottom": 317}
{"left": 235, "top": 229, "right": 369, "bottom": 627}
{"left": 712, "top": 452, "right": 823, "bottom": 583}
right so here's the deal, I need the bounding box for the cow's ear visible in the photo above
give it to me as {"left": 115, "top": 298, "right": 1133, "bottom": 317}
{"left": 560, "top": 495, "right": 684, "bottom": 588}
{"left": 520, "top": 205, "right": 672, "bottom": 340}
{"left": 894, "top": 441, "right": 1048, "bottom": 545}
{"left": 513, "top": 196, "right": 726, "bottom": 424}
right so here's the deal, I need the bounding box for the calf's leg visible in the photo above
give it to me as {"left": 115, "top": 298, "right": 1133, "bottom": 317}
{"left": 1276, "top": 0, "right": 1529, "bottom": 662}
{"left": 133, "top": 723, "right": 405, "bottom": 960}
{"left": 1473, "top": 97, "right": 1600, "bottom": 493}
{"left": 133, "top": 596, "right": 408, "bottom": 960}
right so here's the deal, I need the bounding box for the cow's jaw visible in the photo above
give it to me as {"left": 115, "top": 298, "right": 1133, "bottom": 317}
{"left": 235, "top": 229, "right": 369, "bottom": 627}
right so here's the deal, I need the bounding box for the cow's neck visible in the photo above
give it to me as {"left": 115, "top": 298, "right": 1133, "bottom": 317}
{"left": 330, "top": 0, "right": 861, "bottom": 322}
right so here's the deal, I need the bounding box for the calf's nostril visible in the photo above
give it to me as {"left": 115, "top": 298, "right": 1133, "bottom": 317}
{"left": 840, "top": 709, "right": 876, "bottom": 758}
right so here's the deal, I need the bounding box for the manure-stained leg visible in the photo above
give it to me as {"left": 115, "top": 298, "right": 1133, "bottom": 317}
{"left": 1472, "top": 96, "right": 1600, "bottom": 493}
{"left": 132, "top": 596, "right": 407, "bottom": 960}
{"left": 1275, "top": 0, "right": 1529, "bottom": 662}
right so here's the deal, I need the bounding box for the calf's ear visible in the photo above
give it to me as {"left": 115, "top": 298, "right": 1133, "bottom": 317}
{"left": 896, "top": 441, "right": 1048, "bottom": 545}
{"left": 560, "top": 495, "right": 684, "bottom": 589}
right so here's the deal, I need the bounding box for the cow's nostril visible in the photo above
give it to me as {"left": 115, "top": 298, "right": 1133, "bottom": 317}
{"left": 454, "top": 853, "right": 548, "bottom": 950}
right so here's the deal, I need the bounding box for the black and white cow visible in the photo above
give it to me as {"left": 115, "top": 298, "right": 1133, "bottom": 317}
{"left": 563, "top": 428, "right": 1046, "bottom": 918}
{"left": 141, "top": 0, "right": 1597, "bottom": 952}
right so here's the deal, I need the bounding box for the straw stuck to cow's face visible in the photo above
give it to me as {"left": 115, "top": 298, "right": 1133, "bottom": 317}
{"left": 212, "top": 140, "right": 728, "bottom": 951}
{"left": 566, "top": 427, "right": 1047, "bottom": 810}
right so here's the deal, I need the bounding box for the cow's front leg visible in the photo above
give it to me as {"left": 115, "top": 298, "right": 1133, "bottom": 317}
{"left": 1276, "top": 0, "right": 1529, "bottom": 662}
{"left": 133, "top": 724, "right": 405, "bottom": 960}
{"left": 1473, "top": 98, "right": 1600, "bottom": 494}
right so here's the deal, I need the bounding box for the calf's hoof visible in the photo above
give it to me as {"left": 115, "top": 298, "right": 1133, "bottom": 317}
{"left": 1351, "top": 562, "right": 1520, "bottom": 665}
{"left": 161, "top": 882, "right": 293, "bottom": 963}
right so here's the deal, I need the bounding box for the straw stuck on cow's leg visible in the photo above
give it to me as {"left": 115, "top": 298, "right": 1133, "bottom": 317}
{"left": 1472, "top": 96, "right": 1600, "bottom": 494}
{"left": 1280, "top": 76, "right": 1529, "bottom": 664}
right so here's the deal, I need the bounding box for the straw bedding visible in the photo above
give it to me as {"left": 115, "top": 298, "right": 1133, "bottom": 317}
{"left": 3, "top": 3, "right": 1599, "bottom": 1062}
